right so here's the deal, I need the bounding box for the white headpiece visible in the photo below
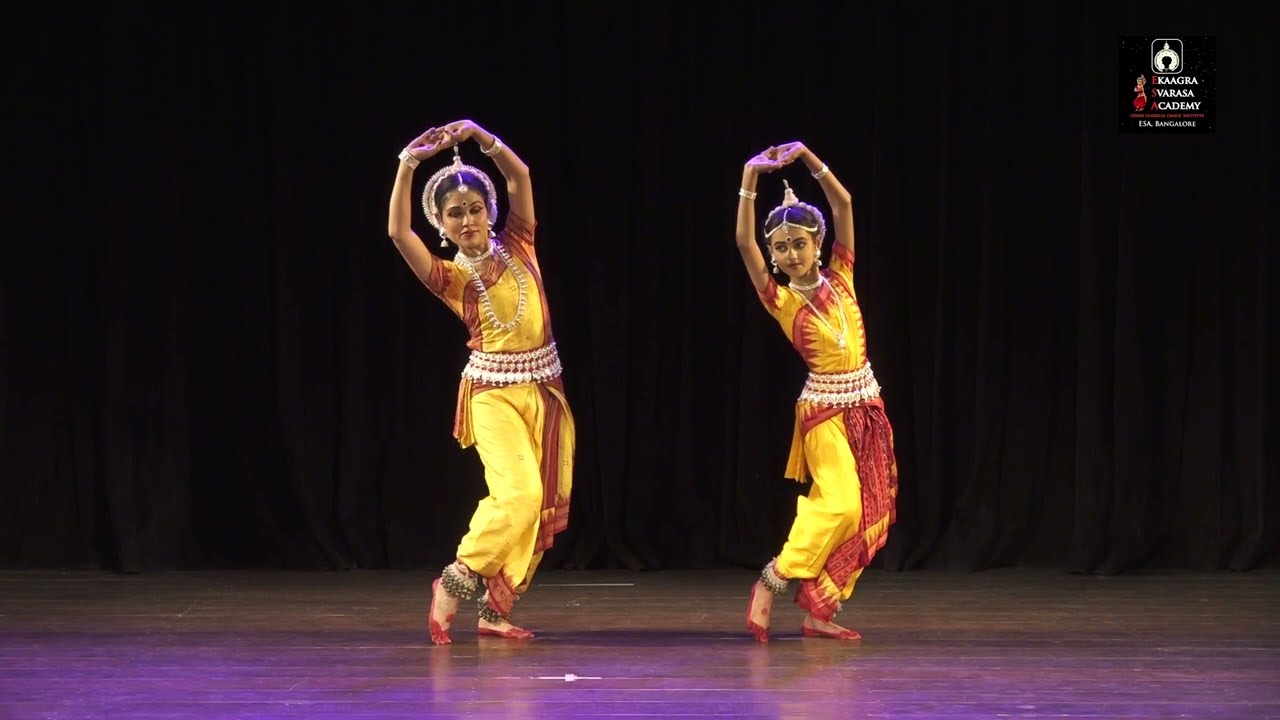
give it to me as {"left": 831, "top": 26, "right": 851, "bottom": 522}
{"left": 764, "top": 180, "right": 826, "bottom": 244}
{"left": 422, "top": 146, "right": 500, "bottom": 234}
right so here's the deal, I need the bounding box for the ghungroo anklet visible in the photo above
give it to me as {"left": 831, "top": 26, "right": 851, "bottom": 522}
{"left": 441, "top": 562, "right": 478, "bottom": 601}
{"left": 760, "top": 559, "right": 790, "bottom": 595}
{"left": 477, "top": 596, "right": 505, "bottom": 624}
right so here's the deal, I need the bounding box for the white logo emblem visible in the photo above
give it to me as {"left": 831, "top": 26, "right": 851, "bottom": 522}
{"left": 1152, "top": 39, "right": 1183, "bottom": 74}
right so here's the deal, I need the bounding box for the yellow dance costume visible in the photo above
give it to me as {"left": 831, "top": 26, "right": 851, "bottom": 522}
{"left": 422, "top": 211, "right": 574, "bottom": 619}
{"left": 756, "top": 241, "right": 898, "bottom": 621}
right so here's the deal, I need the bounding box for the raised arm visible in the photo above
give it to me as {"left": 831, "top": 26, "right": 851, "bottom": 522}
{"left": 736, "top": 148, "right": 786, "bottom": 293}
{"left": 387, "top": 127, "right": 452, "bottom": 285}
{"left": 775, "top": 142, "right": 854, "bottom": 256}
{"left": 439, "top": 120, "right": 535, "bottom": 224}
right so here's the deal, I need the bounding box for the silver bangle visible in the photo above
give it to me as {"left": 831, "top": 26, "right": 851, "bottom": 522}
{"left": 811, "top": 164, "right": 830, "bottom": 179}
{"left": 481, "top": 136, "right": 504, "bottom": 156}
{"left": 398, "top": 148, "right": 420, "bottom": 169}
{"left": 739, "top": 187, "right": 758, "bottom": 200}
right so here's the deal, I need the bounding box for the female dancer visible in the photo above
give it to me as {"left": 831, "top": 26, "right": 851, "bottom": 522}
{"left": 387, "top": 120, "right": 574, "bottom": 643}
{"left": 735, "top": 142, "right": 898, "bottom": 642}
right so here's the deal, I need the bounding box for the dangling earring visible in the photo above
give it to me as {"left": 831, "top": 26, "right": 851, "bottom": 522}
{"left": 770, "top": 256, "right": 779, "bottom": 273}
{"left": 488, "top": 221, "right": 496, "bottom": 239}
{"left": 439, "top": 228, "right": 449, "bottom": 248}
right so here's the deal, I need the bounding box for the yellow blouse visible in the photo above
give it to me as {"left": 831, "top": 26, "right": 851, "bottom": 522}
{"left": 756, "top": 242, "right": 868, "bottom": 373}
{"left": 422, "top": 211, "right": 554, "bottom": 354}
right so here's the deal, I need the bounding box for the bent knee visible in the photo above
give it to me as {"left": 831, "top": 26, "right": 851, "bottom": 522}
{"left": 493, "top": 486, "right": 543, "bottom": 524}
{"left": 505, "top": 502, "right": 541, "bottom": 530}
{"left": 839, "top": 504, "right": 863, "bottom": 528}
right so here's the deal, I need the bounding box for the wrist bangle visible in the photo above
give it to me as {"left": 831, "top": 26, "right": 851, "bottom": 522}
{"left": 398, "top": 148, "right": 420, "bottom": 169}
{"left": 811, "top": 164, "right": 830, "bottom": 180}
{"left": 481, "top": 136, "right": 504, "bottom": 156}
{"left": 739, "top": 187, "right": 758, "bottom": 200}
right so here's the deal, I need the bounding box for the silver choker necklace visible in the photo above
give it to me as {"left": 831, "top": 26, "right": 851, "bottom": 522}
{"left": 789, "top": 275, "right": 822, "bottom": 292}
{"left": 456, "top": 240, "right": 494, "bottom": 263}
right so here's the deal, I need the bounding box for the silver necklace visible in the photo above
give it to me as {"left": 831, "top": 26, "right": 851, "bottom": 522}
{"left": 454, "top": 240, "right": 529, "bottom": 332}
{"left": 457, "top": 240, "right": 495, "bottom": 263}
{"left": 797, "top": 277, "right": 849, "bottom": 350}
{"left": 790, "top": 274, "right": 822, "bottom": 292}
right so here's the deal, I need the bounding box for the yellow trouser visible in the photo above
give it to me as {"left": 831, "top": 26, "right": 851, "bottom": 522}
{"left": 776, "top": 415, "right": 864, "bottom": 603}
{"left": 456, "top": 384, "right": 555, "bottom": 593}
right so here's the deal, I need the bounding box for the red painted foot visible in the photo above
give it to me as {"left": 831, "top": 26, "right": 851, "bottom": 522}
{"left": 477, "top": 625, "right": 535, "bottom": 640}
{"left": 801, "top": 621, "right": 861, "bottom": 641}
{"left": 429, "top": 577, "right": 455, "bottom": 645}
{"left": 746, "top": 582, "right": 771, "bottom": 643}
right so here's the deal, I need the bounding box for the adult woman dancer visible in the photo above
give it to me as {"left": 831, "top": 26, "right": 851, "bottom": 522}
{"left": 735, "top": 142, "right": 898, "bottom": 642}
{"left": 387, "top": 120, "right": 574, "bottom": 644}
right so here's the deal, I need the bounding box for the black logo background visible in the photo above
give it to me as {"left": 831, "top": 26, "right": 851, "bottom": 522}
{"left": 1120, "top": 36, "right": 1215, "bottom": 134}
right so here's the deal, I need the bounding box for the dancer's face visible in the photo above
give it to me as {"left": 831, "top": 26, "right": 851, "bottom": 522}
{"left": 438, "top": 189, "right": 492, "bottom": 255}
{"left": 769, "top": 230, "right": 819, "bottom": 280}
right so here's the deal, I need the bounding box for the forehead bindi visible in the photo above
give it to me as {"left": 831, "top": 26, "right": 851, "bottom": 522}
{"left": 446, "top": 195, "right": 485, "bottom": 212}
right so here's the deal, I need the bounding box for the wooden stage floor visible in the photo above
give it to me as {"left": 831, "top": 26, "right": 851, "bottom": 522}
{"left": 2, "top": 568, "right": 1277, "bottom": 718}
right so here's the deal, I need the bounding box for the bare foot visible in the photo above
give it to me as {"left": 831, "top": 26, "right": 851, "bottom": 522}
{"left": 477, "top": 615, "right": 534, "bottom": 639}
{"left": 801, "top": 614, "right": 861, "bottom": 640}
{"left": 429, "top": 577, "right": 462, "bottom": 644}
{"left": 746, "top": 581, "right": 775, "bottom": 642}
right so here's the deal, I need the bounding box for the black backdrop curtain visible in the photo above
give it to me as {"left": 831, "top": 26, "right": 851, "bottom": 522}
{"left": 2, "top": 3, "right": 1275, "bottom": 574}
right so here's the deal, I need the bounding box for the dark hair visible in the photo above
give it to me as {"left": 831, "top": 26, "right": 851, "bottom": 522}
{"left": 763, "top": 205, "right": 823, "bottom": 237}
{"left": 432, "top": 170, "right": 493, "bottom": 216}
